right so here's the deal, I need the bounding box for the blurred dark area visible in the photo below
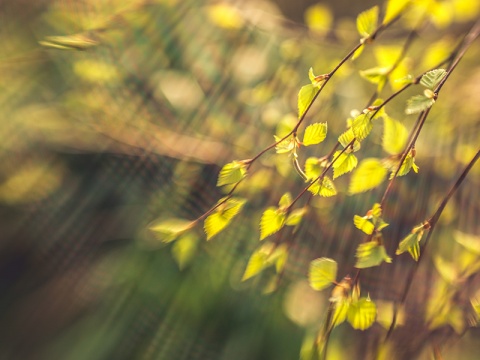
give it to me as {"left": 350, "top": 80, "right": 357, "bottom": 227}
{"left": 0, "top": 0, "right": 479, "bottom": 359}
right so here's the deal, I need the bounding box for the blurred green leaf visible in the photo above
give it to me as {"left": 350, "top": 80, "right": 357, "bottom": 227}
{"left": 347, "top": 297, "right": 377, "bottom": 330}
{"left": 420, "top": 69, "right": 447, "bottom": 89}
{"left": 309, "top": 257, "right": 338, "bottom": 291}
{"left": 260, "top": 207, "right": 286, "bottom": 240}
{"left": 217, "top": 161, "right": 247, "bottom": 187}
{"left": 383, "top": 116, "right": 408, "bottom": 155}
{"left": 298, "top": 84, "right": 319, "bottom": 119}
{"left": 405, "top": 95, "right": 435, "bottom": 114}
{"left": 355, "top": 241, "right": 392, "bottom": 268}
{"left": 204, "top": 197, "right": 247, "bottom": 240}
{"left": 353, "top": 215, "right": 375, "bottom": 235}
{"left": 349, "top": 158, "right": 388, "bottom": 194}
{"left": 172, "top": 233, "right": 199, "bottom": 269}
{"left": 356, "top": 6, "right": 379, "bottom": 38}
{"left": 149, "top": 218, "right": 195, "bottom": 243}
{"left": 308, "top": 176, "right": 337, "bottom": 197}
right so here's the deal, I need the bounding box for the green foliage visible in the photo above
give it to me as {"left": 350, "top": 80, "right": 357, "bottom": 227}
{"left": 172, "top": 233, "right": 199, "bottom": 269}
{"left": 304, "top": 157, "right": 323, "bottom": 180}
{"left": 285, "top": 207, "right": 307, "bottom": 226}
{"left": 405, "top": 69, "right": 446, "bottom": 114}
{"left": 353, "top": 215, "right": 375, "bottom": 235}
{"left": 308, "top": 176, "right": 337, "bottom": 197}
{"left": 347, "top": 297, "right": 377, "bottom": 330}
{"left": 420, "top": 69, "right": 447, "bottom": 89}
{"left": 383, "top": 0, "right": 411, "bottom": 24}
{"left": 204, "top": 197, "right": 247, "bottom": 240}
{"left": 396, "top": 224, "right": 425, "bottom": 261}
{"left": 349, "top": 159, "right": 388, "bottom": 194}
{"left": 217, "top": 161, "right": 247, "bottom": 186}
{"left": 308, "top": 67, "right": 328, "bottom": 88}
{"left": 356, "top": 6, "right": 379, "bottom": 39}
{"left": 332, "top": 151, "right": 358, "bottom": 179}
{"left": 302, "top": 123, "right": 327, "bottom": 146}
{"left": 338, "top": 129, "right": 361, "bottom": 151}
{"left": 405, "top": 94, "right": 435, "bottom": 114}
{"left": 359, "top": 67, "right": 389, "bottom": 86}
{"left": 298, "top": 84, "right": 319, "bottom": 119}
{"left": 149, "top": 218, "right": 195, "bottom": 243}
{"left": 242, "top": 243, "right": 288, "bottom": 281}
{"left": 351, "top": 113, "right": 373, "bottom": 141}
{"left": 308, "top": 257, "right": 338, "bottom": 291}
{"left": 386, "top": 151, "right": 419, "bottom": 179}
{"left": 383, "top": 116, "right": 408, "bottom": 155}
{"left": 39, "top": 33, "right": 100, "bottom": 51}
{"left": 355, "top": 241, "right": 392, "bottom": 269}
{"left": 274, "top": 135, "right": 297, "bottom": 154}
{"left": 260, "top": 207, "right": 286, "bottom": 240}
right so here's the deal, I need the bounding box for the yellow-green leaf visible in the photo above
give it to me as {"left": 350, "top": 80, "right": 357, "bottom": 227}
{"left": 356, "top": 6, "right": 379, "bottom": 38}
{"left": 303, "top": 122, "right": 327, "bottom": 146}
{"left": 39, "top": 34, "right": 99, "bottom": 51}
{"left": 433, "top": 256, "right": 457, "bottom": 284}
{"left": 217, "top": 161, "right": 247, "bottom": 186}
{"left": 274, "top": 135, "right": 296, "bottom": 154}
{"left": 352, "top": 44, "right": 364, "bottom": 60}
{"left": 396, "top": 232, "right": 423, "bottom": 261}
{"left": 351, "top": 113, "right": 373, "bottom": 141}
{"left": 309, "top": 67, "right": 328, "bottom": 87}
{"left": 454, "top": 231, "right": 480, "bottom": 255}
{"left": 349, "top": 158, "right": 388, "bottom": 194}
{"left": 338, "top": 128, "right": 361, "bottom": 151}
{"left": 204, "top": 197, "right": 246, "bottom": 240}
{"left": 332, "top": 151, "right": 358, "bottom": 179}
{"left": 308, "top": 176, "right": 337, "bottom": 197}
{"left": 355, "top": 241, "right": 392, "bottom": 268}
{"left": 298, "top": 84, "right": 319, "bottom": 119}
{"left": 359, "top": 67, "right": 389, "bottom": 85}
{"left": 384, "top": 0, "right": 411, "bottom": 24}
{"left": 304, "top": 157, "right": 322, "bottom": 181}
{"left": 347, "top": 297, "right": 377, "bottom": 330}
{"left": 172, "top": 233, "right": 198, "bottom": 269}
{"left": 353, "top": 215, "right": 375, "bottom": 235}
{"left": 420, "top": 69, "right": 446, "bottom": 90}
{"left": 260, "top": 207, "right": 286, "bottom": 240}
{"left": 149, "top": 218, "right": 195, "bottom": 243}
{"left": 278, "top": 192, "right": 293, "bottom": 208}
{"left": 286, "top": 207, "right": 307, "bottom": 226}
{"left": 309, "top": 257, "right": 338, "bottom": 291}
{"left": 242, "top": 243, "right": 286, "bottom": 281}
{"left": 405, "top": 95, "right": 435, "bottom": 115}
{"left": 383, "top": 116, "right": 408, "bottom": 155}
{"left": 332, "top": 300, "right": 350, "bottom": 327}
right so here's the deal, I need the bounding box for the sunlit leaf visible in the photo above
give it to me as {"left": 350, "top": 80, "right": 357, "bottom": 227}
{"left": 206, "top": 4, "right": 244, "bottom": 29}
{"left": 349, "top": 158, "right": 388, "bottom": 194}
{"left": 298, "top": 84, "right": 319, "bottom": 119}
{"left": 405, "top": 95, "right": 435, "bottom": 114}
{"left": 309, "top": 257, "right": 338, "bottom": 291}
{"left": 338, "top": 128, "right": 361, "bottom": 151}
{"left": 433, "top": 256, "right": 457, "bottom": 283}
{"left": 396, "top": 232, "right": 422, "bottom": 261}
{"left": 347, "top": 297, "right": 377, "bottom": 330}
{"left": 384, "top": 0, "right": 411, "bottom": 24}
{"left": 260, "top": 207, "right": 286, "bottom": 240}
{"left": 204, "top": 197, "right": 247, "bottom": 240}
{"left": 172, "top": 233, "right": 198, "bottom": 269}
{"left": 304, "top": 157, "right": 322, "bottom": 180}
{"left": 351, "top": 113, "right": 373, "bottom": 141}
{"left": 286, "top": 207, "right": 307, "bottom": 226}
{"left": 149, "top": 218, "right": 195, "bottom": 243}
{"left": 309, "top": 67, "right": 328, "bottom": 87}
{"left": 303, "top": 122, "right": 327, "bottom": 146}
{"left": 359, "top": 67, "right": 389, "bottom": 85}
{"left": 39, "top": 34, "right": 100, "bottom": 51}
{"left": 242, "top": 243, "right": 287, "bottom": 281}
{"left": 353, "top": 215, "right": 375, "bottom": 235}
{"left": 352, "top": 44, "right": 364, "bottom": 60}
{"left": 356, "top": 6, "right": 379, "bottom": 38}
{"left": 308, "top": 176, "right": 337, "bottom": 197}
{"left": 274, "top": 135, "right": 296, "bottom": 154}
{"left": 388, "top": 152, "right": 419, "bottom": 179}
{"left": 420, "top": 69, "right": 446, "bottom": 89}
{"left": 279, "top": 192, "right": 293, "bottom": 208}
{"left": 355, "top": 241, "right": 392, "bottom": 268}
{"left": 332, "top": 151, "right": 358, "bottom": 179}
{"left": 454, "top": 231, "right": 480, "bottom": 255}
{"left": 383, "top": 116, "right": 408, "bottom": 155}
{"left": 332, "top": 300, "right": 350, "bottom": 327}
{"left": 217, "top": 161, "right": 247, "bottom": 186}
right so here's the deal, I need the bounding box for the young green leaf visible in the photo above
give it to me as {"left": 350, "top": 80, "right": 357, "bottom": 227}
{"left": 172, "top": 233, "right": 198, "bottom": 269}
{"left": 242, "top": 243, "right": 287, "bottom": 281}
{"left": 304, "top": 157, "right": 322, "bottom": 180}
{"left": 405, "top": 95, "right": 435, "bottom": 114}
{"left": 260, "top": 207, "right": 286, "bottom": 240}
{"left": 356, "top": 6, "right": 379, "bottom": 38}
{"left": 298, "top": 84, "right": 319, "bottom": 119}
{"left": 338, "top": 128, "right": 361, "bottom": 151}
{"left": 274, "top": 135, "right": 296, "bottom": 154}
{"left": 420, "top": 69, "right": 446, "bottom": 90}
{"left": 286, "top": 207, "right": 307, "bottom": 226}
{"left": 384, "top": 0, "right": 411, "bottom": 24}
{"left": 359, "top": 67, "right": 389, "bottom": 85}
{"left": 278, "top": 192, "right": 293, "bottom": 208}
{"left": 303, "top": 122, "right": 327, "bottom": 146}
{"left": 352, "top": 44, "right": 364, "bottom": 60}
{"left": 309, "top": 257, "right": 338, "bottom": 291}
{"left": 217, "top": 161, "right": 247, "bottom": 186}
{"left": 204, "top": 197, "right": 247, "bottom": 240}
{"left": 351, "top": 113, "right": 373, "bottom": 141}
{"left": 308, "top": 176, "right": 337, "bottom": 197}
{"left": 387, "top": 152, "right": 419, "bottom": 179}
{"left": 332, "top": 151, "right": 358, "bottom": 179}
{"left": 309, "top": 67, "right": 328, "bottom": 87}
{"left": 454, "top": 231, "right": 480, "bottom": 255}
{"left": 355, "top": 241, "right": 392, "bottom": 268}
{"left": 383, "top": 116, "right": 408, "bottom": 155}
{"left": 332, "top": 300, "right": 350, "bottom": 327}
{"left": 149, "top": 218, "right": 195, "bottom": 243}
{"left": 396, "top": 233, "right": 422, "bottom": 261}
{"left": 353, "top": 215, "right": 375, "bottom": 235}
{"left": 347, "top": 297, "right": 377, "bottom": 330}
{"left": 349, "top": 158, "right": 388, "bottom": 194}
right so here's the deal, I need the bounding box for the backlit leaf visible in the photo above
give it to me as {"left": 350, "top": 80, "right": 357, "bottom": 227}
{"left": 242, "top": 243, "right": 287, "bottom": 281}
{"left": 338, "top": 128, "right": 361, "bottom": 151}
{"left": 384, "top": 0, "right": 411, "bottom": 24}
{"left": 356, "top": 6, "right": 379, "bottom": 38}
{"left": 396, "top": 232, "right": 423, "bottom": 261}
{"left": 304, "top": 157, "right": 322, "bottom": 180}
{"left": 353, "top": 215, "right": 375, "bottom": 235}
{"left": 332, "top": 151, "right": 358, "bottom": 179}
{"left": 303, "top": 122, "right": 327, "bottom": 146}
{"left": 349, "top": 158, "right": 388, "bottom": 194}
{"left": 351, "top": 113, "right": 373, "bottom": 141}
{"left": 347, "top": 297, "right": 377, "bottom": 330}
{"left": 39, "top": 34, "right": 100, "bottom": 51}
{"left": 274, "top": 135, "right": 296, "bottom": 154}
{"left": 359, "top": 67, "right": 389, "bottom": 85}
{"left": 260, "top": 207, "right": 286, "bottom": 240}
{"left": 298, "top": 84, "right": 319, "bottom": 119}
{"left": 149, "top": 218, "right": 195, "bottom": 243}
{"left": 309, "top": 258, "right": 338, "bottom": 291}
{"left": 204, "top": 197, "right": 247, "bottom": 240}
{"left": 286, "top": 207, "right": 307, "bottom": 226}
{"left": 355, "top": 241, "right": 392, "bottom": 268}
{"left": 420, "top": 69, "right": 446, "bottom": 90}
{"left": 217, "top": 161, "right": 247, "bottom": 186}
{"left": 332, "top": 300, "right": 350, "bottom": 327}
{"left": 308, "top": 176, "right": 337, "bottom": 197}
{"left": 405, "top": 95, "right": 435, "bottom": 114}
{"left": 352, "top": 44, "right": 364, "bottom": 60}
{"left": 383, "top": 116, "right": 408, "bottom": 155}
{"left": 172, "top": 233, "right": 198, "bottom": 269}
{"left": 433, "top": 256, "right": 457, "bottom": 283}
{"left": 278, "top": 192, "right": 293, "bottom": 208}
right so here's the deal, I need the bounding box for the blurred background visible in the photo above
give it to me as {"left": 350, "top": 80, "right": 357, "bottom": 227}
{"left": 0, "top": 0, "right": 479, "bottom": 359}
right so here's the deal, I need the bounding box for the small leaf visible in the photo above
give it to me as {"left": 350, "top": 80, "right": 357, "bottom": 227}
{"left": 359, "top": 67, "right": 389, "bottom": 85}
{"left": 387, "top": 152, "right": 419, "bottom": 179}
{"left": 242, "top": 243, "right": 287, "bottom": 281}
{"left": 420, "top": 69, "right": 447, "bottom": 90}
{"left": 286, "top": 207, "right": 307, "bottom": 226}
{"left": 396, "top": 233, "right": 421, "bottom": 261}
{"left": 332, "top": 300, "right": 350, "bottom": 327}
{"left": 347, "top": 297, "right": 377, "bottom": 330}
{"left": 383, "top": 116, "right": 408, "bottom": 155}
{"left": 384, "top": 0, "right": 411, "bottom": 24}
{"left": 352, "top": 44, "right": 364, "bottom": 60}
{"left": 309, "top": 67, "right": 328, "bottom": 87}
{"left": 298, "top": 84, "right": 319, "bottom": 119}
{"left": 351, "top": 113, "right": 373, "bottom": 141}
{"left": 304, "top": 157, "right": 322, "bottom": 180}
{"left": 332, "top": 151, "right": 358, "bottom": 179}
{"left": 355, "top": 241, "right": 392, "bottom": 268}
{"left": 260, "top": 207, "right": 286, "bottom": 240}
{"left": 149, "top": 218, "right": 195, "bottom": 243}
{"left": 338, "top": 128, "right": 361, "bottom": 151}
{"left": 405, "top": 95, "right": 435, "bottom": 115}
{"left": 354, "top": 215, "right": 375, "bottom": 235}
{"left": 172, "top": 233, "right": 198, "bottom": 269}
{"left": 39, "top": 34, "right": 99, "bottom": 51}
{"left": 217, "top": 161, "right": 247, "bottom": 186}
{"left": 308, "top": 176, "right": 337, "bottom": 197}
{"left": 204, "top": 197, "right": 247, "bottom": 240}
{"left": 278, "top": 192, "right": 293, "bottom": 208}
{"left": 303, "top": 122, "right": 327, "bottom": 146}
{"left": 309, "top": 258, "right": 338, "bottom": 291}
{"left": 349, "top": 158, "right": 388, "bottom": 194}
{"left": 356, "top": 6, "right": 379, "bottom": 38}
{"left": 274, "top": 135, "right": 296, "bottom": 154}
